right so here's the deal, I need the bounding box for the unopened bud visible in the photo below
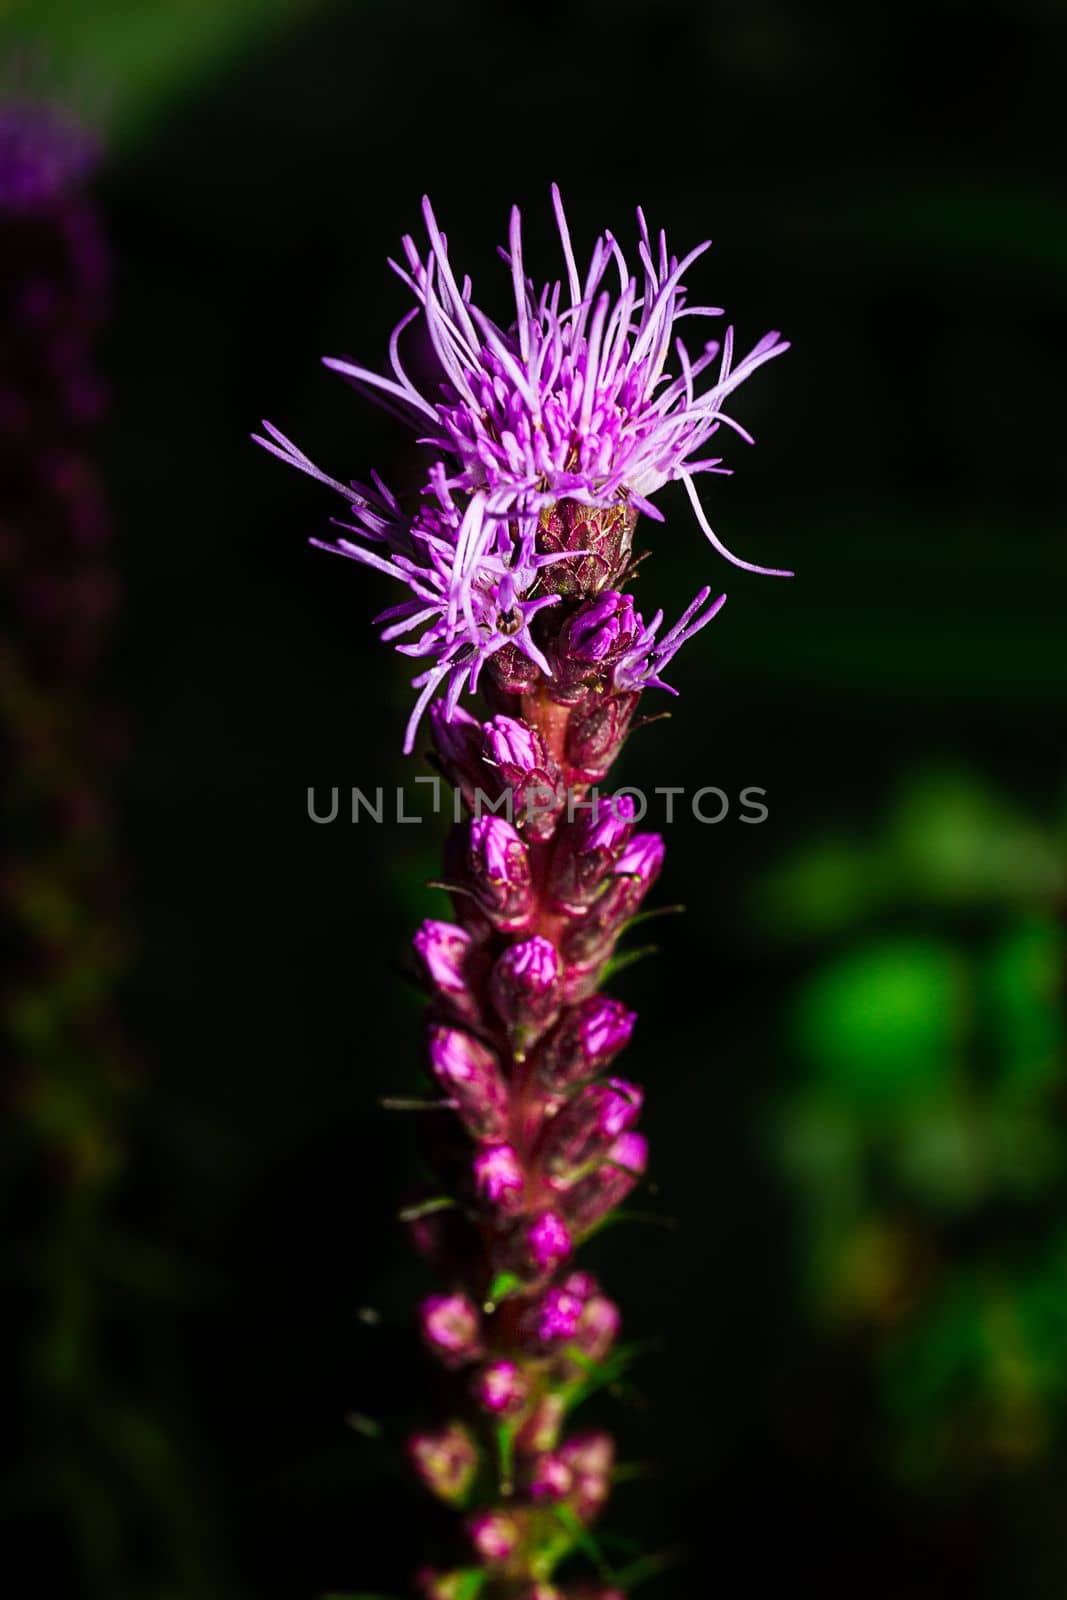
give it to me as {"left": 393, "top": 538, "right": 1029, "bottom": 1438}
{"left": 499, "top": 1208, "right": 572, "bottom": 1283}
{"left": 467, "top": 815, "right": 533, "bottom": 929}
{"left": 528, "top": 1451, "right": 574, "bottom": 1503}
{"left": 540, "top": 1079, "right": 643, "bottom": 1177}
{"left": 574, "top": 1293, "right": 622, "bottom": 1362}
{"left": 536, "top": 997, "right": 636, "bottom": 1091}
{"left": 430, "top": 702, "right": 491, "bottom": 809}
{"left": 565, "top": 692, "right": 638, "bottom": 783}
{"left": 408, "top": 1422, "right": 478, "bottom": 1503}
{"left": 517, "top": 1390, "right": 566, "bottom": 1454}
{"left": 467, "top": 1509, "right": 522, "bottom": 1564}
{"left": 483, "top": 714, "right": 564, "bottom": 841}
{"left": 427, "top": 1024, "right": 509, "bottom": 1143}
{"left": 473, "top": 1144, "right": 525, "bottom": 1213}
{"left": 561, "top": 1131, "right": 648, "bottom": 1234}
{"left": 419, "top": 1291, "right": 483, "bottom": 1367}
{"left": 521, "top": 1283, "right": 586, "bottom": 1348}
{"left": 473, "top": 1359, "right": 529, "bottom": 1417}
{"left": 559, "top": 1431, "right": 614, "bottom": 1523}
{"left": 489, "top": 935, "right": 561, "bottom": 1035}
{"left": 550, "top": 794, "right": 635, "bottom": 913}
{"left": 413, "top": 920, "right": 478, "bottom": 1021}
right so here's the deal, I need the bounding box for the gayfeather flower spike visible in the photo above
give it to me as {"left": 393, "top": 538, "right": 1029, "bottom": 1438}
{"left": 258, "top": 190, "right": 787, "bottom": 1598}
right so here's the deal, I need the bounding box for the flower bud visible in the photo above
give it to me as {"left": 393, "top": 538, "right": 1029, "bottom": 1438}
{"left": 419, "top": 1291, "right": 483, "bottom": 1367}
{"left": 473, "top": 1358, "right": 529, "bottom": 1417}
{"left": 408, "top": 1422, "right": 478, "bottom": 1503}
{"left": 430, "top": 702, "right": 494, "bottom": 810}
{"left": 427, "top": 1024, "right": 509, "bottom": 1143}
{"left": 413, "top": 919, "right": 479, "bottom": 1021}
{"left": 489, "top": 935, "right": 561, "bottom": 1035}
{"left": 560, "top": 833, "right": 664, "bottom": 967}
{"left": 528, "top": 1451, "right": 574, "bottom": 1503}
{"left": 559, "top": 1431, "right": 614, "bottom": 1523}
{"left": 549, "top": 794, "right": 635, "bottom": 913}
{"left": 565, "top": 691, "right": 638, "bottom": 783}
{"left": 473, "top": 1144, "right": 525, "bottom": 1214}
{"left": 498, "top": 1208, "right": 572, "bottom": 1283}
{"left": 483, "top": 714, "right": 564, "bottom": 842}
{"left": 561, "top": 1132, "right": 648, "bottom": 1235}
{"left": 467, "top": 815, "right": 533, "bottom": 930}
{"left": 515, "top": 1587, "right": 563, "bottom": 1600}
{"left": 574, "top": 1292, "right": 621, "bottom": 1362}
{"left": 540, "top": 1079, "right": 643, "bottom": 1178}
{"left": 521, "top": 1283, "right": 586, "bottom": 1348}
{"left": 536, "top": 997, "right": 636, "bottom": 1091}
{"left": 467, "top": 1509, "right": 522, "bottom": 1564}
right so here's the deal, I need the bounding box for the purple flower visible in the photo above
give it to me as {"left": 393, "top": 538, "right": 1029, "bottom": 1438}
{"left": 558, "top": 1431, "right": 614, "bottom": 1524}
{"left": 472, "top": 1143, "right": 525, "bottom": 1213}
{"left": 614, "top": 586, "right": 727, "bottom": 695}
{"left": 511, "top": 1209, "right": 572, "bottom": 1280}
{"left": 482, "top": 714, "right": 563, "bottom": 841}
{"left": 320, "top": 189, "right": 789, "bottom": 572}
{"left": 419, "top": 1291, "right": 484, "bottom": 1367}
{"left": 563, "top": 592, "right": 639, "bottom": 664}
{"left": 574, "top": 1292, "right": 622, "bottom": 1362}
{"left": 427, "top": 1024, "right": 509, "bottom": 1142}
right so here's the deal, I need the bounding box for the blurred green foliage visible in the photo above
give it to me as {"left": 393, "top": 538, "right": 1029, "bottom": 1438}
{"left": 765, "top": 772, "right": 1067, "bottom": 1484}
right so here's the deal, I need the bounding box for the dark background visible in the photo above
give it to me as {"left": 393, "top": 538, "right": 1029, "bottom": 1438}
{"left": 5, "top": 2, "right": 1067, "bottom": 1597}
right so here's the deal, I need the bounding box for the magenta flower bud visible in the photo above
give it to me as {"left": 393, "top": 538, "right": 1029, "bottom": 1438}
{"left": 562, "top": 591, "right": 639, "bottom": 665}
{"left": 413, "top": 919, "right": 478, "bottom": 1021}
{"left": 528, "top": 1451, "right": 574, "bottom": 1503}
{"left": 515, "top": 1587, "right": 563, "bottom": 1600}
{"left": 535, "top": 498, "right": 636, "bottom": 599}
{"left": 489, "top": 935, "right": 561, "bottom": 1035}
{"left": 559, "top": 1431, "right": 614, "bottom": 1523}
{"left": 419, "top": 1291, "right": 484, "bottom": 1368}
{"left": 527, "top": 1209, "right": 572, "bottom": 1274}
{"left": 473, "top": 1358, "right": 529, "bottom": 1416}
{"left": 536, "top": 997, "right": 636, "bottom": 1091}
{"left": 574, "top": 1293, "right": 622, "bottom": 1362}
{"left": 408, "top": 1421, "right": 479, "bottom": 1503}
{"left": 484, "top": 713, "right": 544, "bottom": 773}
{"left": 427, "top": 1024, "right": 509, "bottom": 1143}
{"left": 540, "top": 1079, "right": 643, "bottom": 1177}
{"left": 550, "top": 794, "right": 635, "bottom": 913}
{"left": 430, "top": 701, "right": 493, "bottom": 809}
{"left": 615, "top": 831, "right": 665, "bottom": 895}
{"left": 467, "top": 814, "right": 533, "bottom": 929}
{"left": 499, "top": 1208, "right": 572, "bottom": 1283}
{"left": 560, "top": 834, "right": 665, "bottom": 968}
{"left": 522, "top": 1284, "right": 586, "bottom": 1348}
{"left": 473, "top": 1144, "right": 525, "bottom": 1213}
{"left": 482, "top": 714, "right": 564, "bottom": 842}
{"left": 561, "top": 1132, "right": 648, "bottom": 1235}
{"left": 565, "top": 691, "right": 638, "bottom": 783}
{"left": 467, "top": 1509, "right": 521, "bottom": 1564}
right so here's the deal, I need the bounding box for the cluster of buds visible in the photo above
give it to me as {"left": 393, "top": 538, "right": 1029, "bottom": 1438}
{"left": 406, "top": 579, "right": 665, "bottom": 1595}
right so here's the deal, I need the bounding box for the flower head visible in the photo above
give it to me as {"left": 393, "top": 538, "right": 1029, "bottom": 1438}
{"left": 327, "top": 189, "right": 789, "bottom": 571}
